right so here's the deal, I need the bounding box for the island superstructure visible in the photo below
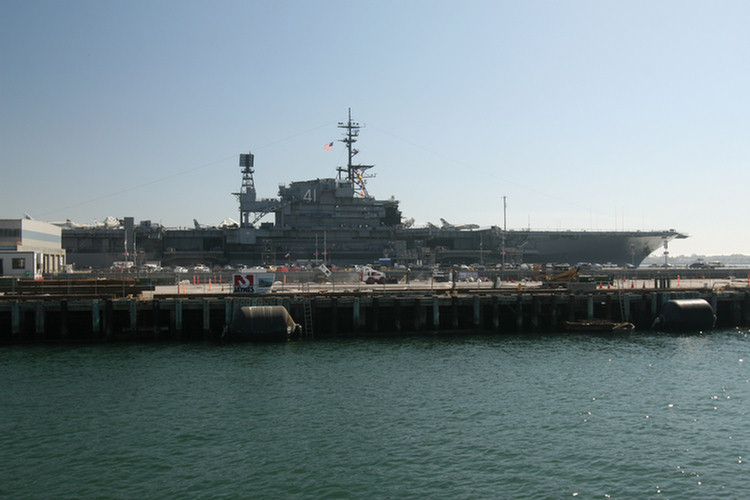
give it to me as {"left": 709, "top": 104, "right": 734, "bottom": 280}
{"left": 226, "top": 109, "right": 402, "bottom": 264}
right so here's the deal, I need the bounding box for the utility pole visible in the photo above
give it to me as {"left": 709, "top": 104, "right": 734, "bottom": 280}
{"left": 502, "top": 196, "right": 507, "bottom": 266}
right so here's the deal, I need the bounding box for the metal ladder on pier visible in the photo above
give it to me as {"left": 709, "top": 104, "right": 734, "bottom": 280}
{"left": 617, "top": 277, "right": 628, "bottom": 322}
{"left": 302, "top": 296, "right": 314, "bottom": 339}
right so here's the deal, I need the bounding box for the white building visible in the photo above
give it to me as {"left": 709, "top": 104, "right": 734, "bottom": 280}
{"left": 0, "top": 219, "right": 66, "bottom": 279}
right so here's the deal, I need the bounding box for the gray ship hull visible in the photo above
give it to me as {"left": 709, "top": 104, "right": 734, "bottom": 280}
{"left": 63, "top": 224, "right": 681, "bottom": 268}
{"left": 496, "top": 229, "right": 675, "bottom": 266}
{"left": 395, "top": 226, "right": 681, "bottom": 267}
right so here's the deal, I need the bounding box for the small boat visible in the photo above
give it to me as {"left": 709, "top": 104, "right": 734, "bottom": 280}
{"left": 564, "top": 320, "right": 635, "bottom": 333}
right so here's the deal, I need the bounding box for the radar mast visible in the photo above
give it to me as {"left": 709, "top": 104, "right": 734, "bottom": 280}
{"left": 234, "top": 152, "right": 256, "bottom": 227}
{"left": 336, "top": 108, "right": 374, "bottom": 198}
{"left": 234, "top": 152, "right": 284, "bottom": 227}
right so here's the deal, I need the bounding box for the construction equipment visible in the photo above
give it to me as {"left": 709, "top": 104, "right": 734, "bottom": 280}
{"left": 359, "top": 265, "right": 387, "bottom": 284}
{"left": 537, "top": 266, "right": 580, "bottom": 288}
{"left": 547, "top": 266, "right": 580, "bottom": 283}
{"left": 314, "top": 264, "right": 332, "bottom": 283}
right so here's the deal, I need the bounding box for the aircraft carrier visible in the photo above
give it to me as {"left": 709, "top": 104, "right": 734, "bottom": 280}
{"left": 61, "top": 110, "right": 686, "bottom": 269}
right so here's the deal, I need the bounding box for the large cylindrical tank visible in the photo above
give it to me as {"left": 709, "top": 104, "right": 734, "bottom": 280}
{"left": 652, "top": 299, "right": 716, "bottom": 332}
{"left": 226, "top": 305, "right": 300, "bottom": 341}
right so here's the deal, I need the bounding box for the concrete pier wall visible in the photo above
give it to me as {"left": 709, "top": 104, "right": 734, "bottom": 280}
{"left": 1, "top": 288, "right": 748, "bottom": 343}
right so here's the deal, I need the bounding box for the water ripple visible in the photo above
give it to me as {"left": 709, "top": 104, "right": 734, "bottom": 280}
{"left": 2, "top": 331, "right": 748, "bottom": 499}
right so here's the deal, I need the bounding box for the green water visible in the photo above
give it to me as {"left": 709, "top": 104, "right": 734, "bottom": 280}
{"left": 2, "top": 330, "right": 749, "bottom": 499}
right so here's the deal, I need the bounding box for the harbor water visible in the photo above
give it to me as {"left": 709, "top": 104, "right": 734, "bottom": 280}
{"left": 2, "top": 330, "right": 749, "bottom": 499}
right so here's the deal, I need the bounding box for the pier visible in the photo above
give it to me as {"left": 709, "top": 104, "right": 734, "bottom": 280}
{"left": 1, "top": 280, "right": 749, "bottom": 342}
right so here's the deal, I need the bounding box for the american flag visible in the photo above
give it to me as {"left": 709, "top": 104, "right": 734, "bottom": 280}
{"left": 324, "top": 142, "right": 333, "bottom": 151}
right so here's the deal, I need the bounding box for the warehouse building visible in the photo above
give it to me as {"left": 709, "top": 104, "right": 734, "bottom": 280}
{"left": 0, "top": 219, "right": 66, "bottom": 278}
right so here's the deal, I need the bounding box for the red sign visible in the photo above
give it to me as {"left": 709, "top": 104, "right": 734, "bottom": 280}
{"left": 234, "top": 274, "right": 254, "bottom": 288}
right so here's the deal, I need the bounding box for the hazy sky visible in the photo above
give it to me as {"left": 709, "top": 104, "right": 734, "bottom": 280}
{"left": 2, "top": 1, "right": 748, "bottom": 256}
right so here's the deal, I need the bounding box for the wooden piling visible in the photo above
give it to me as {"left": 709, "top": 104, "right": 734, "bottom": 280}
{"left": 414, "top": 298, "right": 424, "bottom": 331}
{"left": 432, "top": 297, "right": 440, "bottom": 329}
{"left": 104, "top": 300, "right": 113, "bottom": 339}
{"left": 329, "top": 297, "right": 338, "bottom": 335}
{"left": 516, "top": 295, "right": 523, "bottom": 331}
{"left": 550, "top": 294, "right": 558, "bottom": 330}
{"left": 452, "top": 296, "right": 459, "bottom": 329}
{"left": 622, "top": 294, "right": 630, "bottom": 322}
{"left": 492, "top": 296, "right": 500, "bottom": 331}
{"left": 92, "top": 300, "right": 100, "bottom": 334}
{"left": 353, "top": 297, "right": 361, "bottom": 333}
{"left": 473, "top": 295, "right": 481, "bottom": 328}
{"left": 35, "top": 302, "right": 45, "bottom": 336}
{"left": 394, "top": 298, "right": 401, "bottom": 332}
{"left": 129, "top": 299, "right": 137, "bottom": 332}
{"left": 531, "top": 295, "right": 540, "bottom": 331}
{"left": 11, "top": 301, "right": 20, "bottom": 335}
{"left": 711, "top": 294, "right": 718, "bottom": 317}
{"left": 202, "top": 299, "right": 210, "bottom": 333}
{"left": 568, "top": 294, "right": 576, "bottom": 321}
{"left": 372, "top": 297, "right": 379, "bottom": 333}
{"left": 152, "top": 300, "right": 160, "bottom": 336}
{"left": 732, "top": 298, "right": 741, "bottom": 326}
{"left": 174, "top": 300, "right": 183, "bottom": 334}
{"left": 224, "top": 299, "right": 233, "bottom": 328}
{"left": 60, "top": 300, "right": 68, "bottom": 338}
